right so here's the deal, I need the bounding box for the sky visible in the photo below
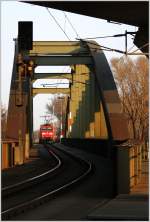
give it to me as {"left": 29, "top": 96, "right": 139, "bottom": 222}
{"left": 1, "top": 1, "right": 139, "bottom": 130}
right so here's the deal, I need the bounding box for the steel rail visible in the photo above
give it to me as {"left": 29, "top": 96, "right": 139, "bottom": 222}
{"left": 2, "top": 146, "right": 92, "bottom": 220}
{"left": 2, "top": 149, "right": 61, "bottom": 194}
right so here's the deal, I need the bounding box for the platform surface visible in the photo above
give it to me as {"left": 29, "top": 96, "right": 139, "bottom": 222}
{"left": 88, "top": 160, "right": 149, "bottom": 221}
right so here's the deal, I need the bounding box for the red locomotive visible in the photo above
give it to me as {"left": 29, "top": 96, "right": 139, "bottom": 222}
{"left": 39, "top": 123, "right": 56, "bottom": 143}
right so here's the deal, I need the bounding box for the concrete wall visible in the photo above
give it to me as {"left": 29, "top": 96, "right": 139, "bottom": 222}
{"left": 61, "top": 139, "right": 144, "bottom": 195}
{"left": 2, "top": 141, "right": 26, "bottom": 170}
{"left": 62, "top": 138, "right": 129, "bottom": 195}
{"left": 61, "top": 138, "right": 111, "bottom": 158}
{"left": 116, "top": 143, "right": 145, "bottom": 194}
{"left": 2, "top": 143, "right": 10, "bottom": 169}
{"left": 129, "top": 144, "right": 143, "bottom": 189}
{"left": 116, "top": 146, "right": 130, "bottom": 194}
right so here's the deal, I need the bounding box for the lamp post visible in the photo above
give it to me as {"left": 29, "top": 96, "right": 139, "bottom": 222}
{"left": 57, "top": 96, "right": 65, "bottom": 141}
{"left": 52, "top": 105, "right": 56, "bottom": 141}
{"left": 47, "top": 98, "right": 55, "bottom": 141}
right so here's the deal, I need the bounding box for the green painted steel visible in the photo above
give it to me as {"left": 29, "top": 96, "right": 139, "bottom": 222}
{"left": 33, "top": 73, "right": 72, "bottom": 80}
{"left": 30, "top": 55, "right": 92, "bottom": 65}
{"left": 85, "top": 41, "right": 129, "bottom": 141}
{"left": 67, "top": 63, "right": 108, "bottom": 139}
{"left": 32, "top": 88, "right": 70, "bottom": 95}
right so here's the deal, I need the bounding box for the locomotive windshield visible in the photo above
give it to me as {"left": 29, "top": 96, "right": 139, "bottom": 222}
{"left": 39, "top": 123, "right": 57, "bottom": 143}
{"left": 41, "top": 127, "right": 53, "bottom": 130}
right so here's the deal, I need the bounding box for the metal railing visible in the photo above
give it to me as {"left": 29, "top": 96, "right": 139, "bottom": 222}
{"left": 129, "top": 141, "right": 148, "bottom": 189}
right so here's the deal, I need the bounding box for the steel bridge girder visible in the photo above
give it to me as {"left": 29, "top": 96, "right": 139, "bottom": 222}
{"left": 29, "top": 41, "right": 89, "bottom": 55}
{"left": 32, "top": 87, "right": 70, "bottom": 95}
{"left": 30, "top": 55, "right": 92, "bottom": 66}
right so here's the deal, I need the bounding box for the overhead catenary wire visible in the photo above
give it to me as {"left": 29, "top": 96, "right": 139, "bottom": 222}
{"left": 118, "top": 45, "right": 137, "bottom": 62}
{"left": 78, "top": 31, "right": 136, "bottom": 40}
{"left": 63, "top": 12, "right": 81, "bottom": 39}
{"left": 45, "top": 7, "right": 142, "bottom": 56}
{"left": 58, "top": 73, "right": 90, "bottom": 85}
{"left": 130, "top": 43, "right": 149, "bottom": 54}
{"left": 112, "top": 42, "right": 147, "bottom": 68}
{"left": 78, "top": 29, "right": 147, "bottom": 55}
{"left": 46, "top": 7, "right": 71, "bottom": 41}
{"left": 60, "top": 11, "right": 81, "bottom": 77}
{"left": 38, "top": 72, "right": 89, "bottom": 86}
{"left": 81, "top": 39, "right": 125, "bottom": 54}
{"left": 63, "top": 13, "right": 67, "bottom": 33}
{"left": 41, "top": 76, "right": 89, "bottom": 86}
{"left": 81, "top": 39, "right": 148, "bottom": 56}
{"left": 80, "top": 34, "right": 126, "bottom": 40}
{"left": 41, "top": 83, "right": 69, "bottom": 85}
{"left": 45, "top": 8, "right": 147, "bottom": 56}
{"left": 115, "top": 45, "right": 137, "bottom": 65}
{"left": 127, "top": 45, "right": 136, "bottom": 53}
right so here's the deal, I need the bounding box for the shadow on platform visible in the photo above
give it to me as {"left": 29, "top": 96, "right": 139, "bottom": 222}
{"left": 87, "top": 160, "right": 149, "bottom": 221}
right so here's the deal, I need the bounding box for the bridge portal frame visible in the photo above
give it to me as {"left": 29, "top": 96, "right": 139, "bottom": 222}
{"left": 6, "top": 40, "right": 129, "bottom": 164}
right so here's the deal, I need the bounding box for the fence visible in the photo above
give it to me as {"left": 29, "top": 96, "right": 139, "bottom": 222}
{"left": 116, "top": 140, "right": 148, "bottom": 194}
{"left": 1, "top": 137, "right": 30, "bottom": 169}
{"left": 129, "top": 142, "right": 148, "bottom": 190}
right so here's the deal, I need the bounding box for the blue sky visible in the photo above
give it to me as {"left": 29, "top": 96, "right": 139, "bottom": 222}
{"left": 1, "top": 1, "right": 138, "bottom": 130}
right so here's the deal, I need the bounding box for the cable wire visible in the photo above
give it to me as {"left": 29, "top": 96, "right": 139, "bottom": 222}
{"left": 46, "top": 8, "right": 71, "bottom": 41}
{"left": 81, "top": 39, "right": 125, "bottom": 54}
{"left": 63, "top": 13, "right": 67, "bottom": 33}
{"left": 63, "top": 12, "right": 80, "bottom": 39}
{"left": 127, "top": 45, "right": 136, "bottom": 53}
{"left": 44, "top": 8, "right": 142, "bottom": 56}
{"left": 80, "top": 34, "right": 125, "bottom": 40}
{"left": 130, "top": 43, "right": 149, "bottom": 54}
{"left": 78, "top": 31, "right": 136, "bottom": 40}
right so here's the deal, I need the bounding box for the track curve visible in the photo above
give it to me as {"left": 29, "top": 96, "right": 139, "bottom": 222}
{"left": 2, "top": 148, "right": 61, "bottom": 196}
{"left": 2, "top": 143, "right": 92, "bottom": 220}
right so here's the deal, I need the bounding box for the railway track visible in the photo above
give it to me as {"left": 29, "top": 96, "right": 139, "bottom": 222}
{"left": 2, "top": 144, "right": 92, "bottom": 220}
{"left": 2, "top": 148, "right": 61, "bottom": 197}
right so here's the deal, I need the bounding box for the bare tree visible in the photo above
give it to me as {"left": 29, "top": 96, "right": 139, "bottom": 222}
{"left": 46, "top": 96, "right": 66, "bottom": 120}
{"left": 46, "top": 95, "right": 67, "bottom": 136}
{"left": 33, "top": 130, "right": 40, "bottom": 143}
{"left": 1, "top": 105, "right": 7, "bottom": 139}
{"left": 111, "top": 56, "right": 148, "bottom": 145}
